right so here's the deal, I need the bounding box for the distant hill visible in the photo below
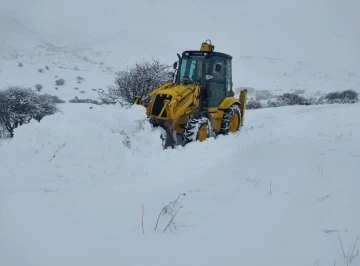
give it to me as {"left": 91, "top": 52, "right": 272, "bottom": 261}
{"left": 0, "top": 12, "right": 359, "bottom": 104}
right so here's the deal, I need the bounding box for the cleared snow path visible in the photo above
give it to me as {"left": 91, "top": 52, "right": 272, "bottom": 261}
{"left": 1, "top": 102, "right": 359, "bottom": 266}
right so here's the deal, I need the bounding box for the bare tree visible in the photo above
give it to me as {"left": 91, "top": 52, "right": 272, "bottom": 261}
{"left": 0, "top": 86, "right": 59, "bottom": 137}
{"left": 100, "top": 59, "right": 172, "bottom": 104}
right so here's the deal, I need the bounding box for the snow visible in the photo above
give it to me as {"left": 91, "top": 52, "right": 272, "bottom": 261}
{"left": 1, "top": 13, "right": 359, "bottom": 104}
{"left": 1, "top": 102, "right": 359, "bottom": 266}
{"left": 234, "top": 56, "right": 360, "bottom": 100}
{"left": 1, "top": 3, "right": 359, "bottom": 265}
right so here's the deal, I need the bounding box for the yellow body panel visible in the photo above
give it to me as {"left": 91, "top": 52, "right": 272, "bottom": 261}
{"left": 144, "top": 83, "right": 201, "bottom": 128}
{"left": 209, "top": 110, "right": 224, "bottom": 132}
{"left": 141, "top": 87, "right": 248, "bottom": 134}
{"left": 218, "top": 97, "right": 241, "bottom": 110}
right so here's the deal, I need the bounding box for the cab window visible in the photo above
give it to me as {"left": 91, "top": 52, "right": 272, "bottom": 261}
{"left": 212, "top": 58, "right": 226, "bottom": 82}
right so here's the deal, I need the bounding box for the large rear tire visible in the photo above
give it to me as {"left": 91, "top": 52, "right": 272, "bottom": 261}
{"left": 219, "top": 105, "right": 241, "bottom": 135}
{"left": 183, "top": 116, "right": 212, "bottom": 145}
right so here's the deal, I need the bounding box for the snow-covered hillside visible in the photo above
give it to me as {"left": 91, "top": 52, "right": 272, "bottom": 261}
{"left": 0, "top": 13, "right": 178, "bottom": 101}
{"left": 0, "top": 102, "right": 359, "bottom": 266}
{"left": 1, "top": 12, "right": 359, "bottom": 104}
{"left": 235, "top": 56, "right": 360, "bottom": 98}
{"left": 0, "top": 12, "right": 45, "bottom": 55}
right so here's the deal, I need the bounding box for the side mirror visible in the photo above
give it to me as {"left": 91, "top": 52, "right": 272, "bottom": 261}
{"left": 215, "top": 63, "right": 222, "bottom": 72}
{"left": 173, "top": 61, "right": 178, "bottom": 69}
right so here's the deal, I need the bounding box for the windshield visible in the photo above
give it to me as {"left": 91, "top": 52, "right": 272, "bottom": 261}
{"left": 176, "top": 56, "right": 210, "bottom": 85}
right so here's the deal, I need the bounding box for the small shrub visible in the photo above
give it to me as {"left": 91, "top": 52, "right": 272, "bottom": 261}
{"left": 38, "top": 68, "right": 44, "bottom": 73}
{"left": 74, "top": 87, "right": 79, "bottom": 90}
{"left": 320, "top": 89, "right": 358, "bottom": 104}
{"left": 55, "top": 78, "right": 65, "bottom": 86}
{"left": 45, "top": 66, "right": 49, "bottom": 70}
{"left": 264, "top": 89, "right": 358, "bottom": 108}
{"left": 77, "top": 76, "right": 84, "bottom": 84}
{"left": 55, "top": 87, "right": 58, "bottom": 90}
{"left": 277, "top": 93, "right": 310, "bottom": 106}
{"left": 267, "top": 93, "right": 311, "bottom": 107}
{"left": 267, "top": 99, "right": 284, "bottom": 108}
{"left": 69, "top": 98, "right": 101, "bottom": 104}
{"left": 80, "top": 90, "right": 85, "bottom": 94}
{"left": 18, "top": 62, "right": 23, "bottom": 67}
{"left": 44, "top": 94, "right": 65, "bottom": 104}
{"left": 246, "top": 100, "right": 263, "bottom": 109}
{"left": 34, "top": 84, "right": 43, "bottom": 91}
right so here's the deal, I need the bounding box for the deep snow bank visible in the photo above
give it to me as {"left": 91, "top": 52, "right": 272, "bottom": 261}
{"left": 0, "top": 103, "right": 164, "bottom": 192}
{"left": 1, "top": 102, "right": 360, "bottom": 266}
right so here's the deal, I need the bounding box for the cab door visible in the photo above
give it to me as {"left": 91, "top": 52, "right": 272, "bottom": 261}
{"left": 206, "top": 57, "right": 227, "bottom": 108}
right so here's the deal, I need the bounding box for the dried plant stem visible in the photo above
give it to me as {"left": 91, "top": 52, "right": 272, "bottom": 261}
{"left": 351, "top": 236, "right": 359, "bottom": 258}
{"left": 269, "top": 179, "right": 273, "bottom": 195}
{"left": 338, "top": 234, "right": 346, "bottom": 257}
{"left": 164, "top": 203, "right": 182, "bottom": 232}
{"left": 142, "top": 204, "right": 144, "bottom": 234}
{"left": 154, "top": 205, "right": 167, "bottom": 231}
{"left": 154, "top": 193, "right": 186, "bottom": 232}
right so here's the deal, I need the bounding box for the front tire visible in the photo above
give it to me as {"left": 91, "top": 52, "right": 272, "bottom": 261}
{"left": 219, "top": 105, "right": 241, "bottom": 135}
{"left": 183, "top": 116, "right": 212, "bottom": 145}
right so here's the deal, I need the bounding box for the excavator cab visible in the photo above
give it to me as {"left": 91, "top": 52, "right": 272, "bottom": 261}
{"left": 174, "top": 40, "right": 234, "bottom": 110}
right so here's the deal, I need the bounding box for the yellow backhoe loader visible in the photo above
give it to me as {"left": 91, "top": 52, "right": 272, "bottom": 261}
{"left": 134, "top": 40, "right": 247, "bottom": 149}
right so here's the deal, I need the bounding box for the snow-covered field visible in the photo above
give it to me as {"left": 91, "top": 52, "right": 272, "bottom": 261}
{"left": 1, "top": 102, "right": 359, "bottom": 266}
{"left": 1, "top": 3, "right": 360, "bottom": 266}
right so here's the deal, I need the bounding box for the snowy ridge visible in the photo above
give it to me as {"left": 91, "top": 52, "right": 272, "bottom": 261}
{"left": 0, "top": 102, "right": 359, "bottom": 266}
{"left": 0, "top": 103, "right": 164, "bottom": 192}
{"left": 0, "top": 13, "right": 46, "bottom": 57}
